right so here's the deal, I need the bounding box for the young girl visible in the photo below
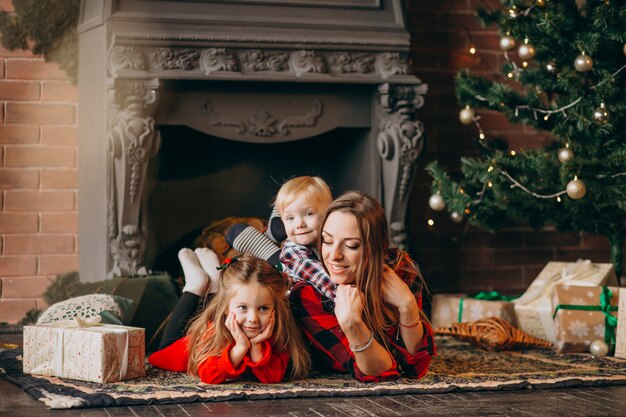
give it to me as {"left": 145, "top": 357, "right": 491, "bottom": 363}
{"left": 149, "top": 251, "right": 310, "bottom": 384}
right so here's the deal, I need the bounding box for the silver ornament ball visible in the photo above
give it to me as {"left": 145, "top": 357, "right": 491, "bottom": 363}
{"left": 450, "top": 211, "right": 464, "bottom": 223}
{"left": 558, "top": 148, "right": 574, "bottom": 163}
{"left": 499, "top": 36, "right": 516, "bottom": 51}
{"left": 566, "top": 178, "right": 586, "bottom": 200}
{"left": 593, "top": 103, "right": 609, "bottom": 125}
{"left": 590, "top": 339, "right": 609, "bottom": 358}
{"left": 428, "top": 194, "right": 446, "bottom": 211}
{"left": 574, "top": 54, "right": 593, "bottom": 72}
{"left": 518, "top": 43, "right": 536, "bottom": 60}
{"left": 459, "top": 106, "right": 475, "bottom": 125}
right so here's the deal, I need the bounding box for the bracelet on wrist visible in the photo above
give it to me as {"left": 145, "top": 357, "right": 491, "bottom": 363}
{"left": 399, "top": 315, "right": 422, "bottom": 328}
{"left": 349, "top": 332, "right": 374, "bottom": 353}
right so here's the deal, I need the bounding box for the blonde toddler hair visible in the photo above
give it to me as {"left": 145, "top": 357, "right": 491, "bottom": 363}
{"left": 274, "top": 176, "right": 332, "bottom": 216}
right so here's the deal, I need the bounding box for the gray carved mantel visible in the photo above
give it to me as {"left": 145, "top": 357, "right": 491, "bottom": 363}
{"left": 78, "top": 0, "right": 427, "bottom": 281}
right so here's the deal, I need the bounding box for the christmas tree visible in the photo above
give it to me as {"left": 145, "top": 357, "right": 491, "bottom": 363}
{"left": 426, "top": 0, "right": 626, "bottom": 278}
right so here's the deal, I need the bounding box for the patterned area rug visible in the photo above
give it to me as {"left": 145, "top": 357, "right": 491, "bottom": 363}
{"left": 2, "top": 337, "right": 626, "bottom": 409}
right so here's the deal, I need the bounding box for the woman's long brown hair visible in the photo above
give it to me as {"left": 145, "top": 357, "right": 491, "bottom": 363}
{"left": 320, "top": 191, "right": 424, "bottom": 346}
{"left": 186, "top": 254, "right": 310, "bottom": 379}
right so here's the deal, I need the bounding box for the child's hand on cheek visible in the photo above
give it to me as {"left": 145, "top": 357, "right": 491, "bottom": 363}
{"left": 250, "top": 311, "right": 275, "bottom": 346}
{"left": 226, "top": 312, "right": 251, "bottom": 350}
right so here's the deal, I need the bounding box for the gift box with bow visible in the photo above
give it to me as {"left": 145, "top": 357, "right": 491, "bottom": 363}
{"left": 430, "top": 291, "right": 517, "bottom": 328}
{"left": 513, "top": 260, "right": 617, "bottom": 344}
{"left": 23, "top": 318, "right": 145, "bottom": 383}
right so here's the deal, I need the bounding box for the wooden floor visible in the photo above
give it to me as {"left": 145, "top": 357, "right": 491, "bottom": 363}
{"left": 2, "top": 332, "right": 626, "bottom": 416}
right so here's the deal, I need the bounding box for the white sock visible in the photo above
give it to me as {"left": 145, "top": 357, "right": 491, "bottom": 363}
{"left": 178, "top": 248, "right": 209, "bottom": 296}
{"left": 194, "top": 247, "right": 221, "bottom": 294}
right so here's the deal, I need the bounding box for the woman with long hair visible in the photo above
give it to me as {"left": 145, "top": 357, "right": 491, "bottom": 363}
{"left": 290, "top": 191, "right": 436, "bottom": 382}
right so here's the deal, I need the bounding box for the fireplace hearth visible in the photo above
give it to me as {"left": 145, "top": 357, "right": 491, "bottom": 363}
{"left": 77, "top": 0, "right": 427, "bottom": 282}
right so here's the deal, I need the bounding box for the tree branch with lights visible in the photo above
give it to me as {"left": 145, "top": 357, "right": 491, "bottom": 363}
{"left": 426, "top": 0, "right": 626, "bottom": 278}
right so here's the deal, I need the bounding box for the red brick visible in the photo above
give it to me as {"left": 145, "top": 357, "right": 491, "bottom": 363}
{"left": 40, "top": 169, "right": 78, "bottom": 188}
{"left": 0, "top": 168, "right": 39, "bottom": 188}
{"left": 0, "top": 255, "right": 37, "bottom": 276}
{"left": 4, "top": 234, "right": 74, "bottom": 255}
{"left": 38, "top": 254, "right": 79, "bottom": 275}
{"left": 1, "top": 276, "right": 52, "bottom": 298}
{"left": 0, "top": 44, "right": 33, "bottom": 58}
{"left": 5, "top": 102, "right": 75, "bottom": 124}
{"left": 493, "top": 249, "right": 554, "bottom": 267}
{"left": 0, "top": 59, "right": 4, "bottom": 78}
{"left": 523, "top": 230, "right": 580, "bottom": 248}
{"left": 0, "top": 124, "right": 39, "bottom": 144}
{"left": 41, "top": 125, "right": 77, "bottom": 145}
{"left": 579, "top": 233, "right": 611, "bottom": 249}
{"left": 0, "top": 299, "right": 38, "bottom": 324}
{"left": 4, "top": 190, "right": 75, "bottom": 211}
{"left": 0, "top": 0, "right": 15, "bottom": 12}
{"left": 5, "top": 59, "right": 69, "bottom": 80}
{"left": 5, "top": 145, "right": 75, "bottom": 167}
{"left": 41, "top": 81, "right": 77, "bottom": 101}
{"left": 0, "top": 212, "right": 38, "bottom": 233}
{"left": 0, "top": 80, "right": 40, "bottom": 100}
{"left": 40, "top": 212, "right": 78, "bottom": 233}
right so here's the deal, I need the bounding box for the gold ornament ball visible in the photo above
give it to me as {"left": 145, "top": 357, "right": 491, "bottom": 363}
{"left": 593, "top": 103, "right": 609, "bottom": 125}
{"left": 428, "top": 194, "right": 446, "bottom": 211}
{"left": 623, "top": 42, "right": 626, "bottom": 56}
{"left": 558, "top": 148, "right": 574, "bottom": 163}
{"left": 574, "top": 54, "right": 593, "bottom": 72}
{"left": 518, "top": 43, "right": 536, "bottom": 60}
{"left": 590, "top": 340, "right": 609, "bottom": 358}
{"left": 450, "top": 211, "right": 464, "bottom": 223}
{"left": 499, "top": 36, "right": 516, "bottom": 51}
{"left": 545, "top": 61, "right": 557, "bottom": 74}
{"left": 566, "top": 178, "right": 586, "bottom": 200}
{"left": 459, "top": 106, "right": 475, "bottom": 125}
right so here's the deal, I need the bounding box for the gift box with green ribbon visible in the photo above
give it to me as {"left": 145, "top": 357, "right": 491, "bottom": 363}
{"left": 552, "top": 285, "right": 619, "bottom": 353}
{"left": 513, "top": 260, "right": 617, "bottom": 345}
{"left": 430, "top": 292, "right": 518, "bottom": 329}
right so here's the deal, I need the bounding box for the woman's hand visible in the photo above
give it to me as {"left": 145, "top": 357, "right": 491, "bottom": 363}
{"left": 381, "top": 265, "right": 417, "bottom": 313}
{"left": 334, "top": 284, "right": 364, "bottom": 329}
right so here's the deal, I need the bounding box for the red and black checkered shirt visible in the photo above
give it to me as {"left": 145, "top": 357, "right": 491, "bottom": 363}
{"left": 289, "top": 248, "right": 436, "bottom": 382}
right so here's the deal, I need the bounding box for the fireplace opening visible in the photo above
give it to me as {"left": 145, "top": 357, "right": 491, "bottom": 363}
{"left": 145, "top": 125, "right": 377, "bottom": 277}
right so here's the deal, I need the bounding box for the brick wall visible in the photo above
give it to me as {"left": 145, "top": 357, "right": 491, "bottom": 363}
{"left": 0, "top": 0, "right": 79, "bottom": 323}
{"left": 0, "top": 1, "right": 621, "bottom": 322}
{"left": 406, "top": 0, "right": 624, "bottom": 296}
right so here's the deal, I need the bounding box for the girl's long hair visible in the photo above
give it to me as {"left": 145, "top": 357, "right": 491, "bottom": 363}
{"left": 186, "top": 254, "right": 310, "bottom": 379}
{"left": 320, "top": 191, "right": 426, "bottom": 346}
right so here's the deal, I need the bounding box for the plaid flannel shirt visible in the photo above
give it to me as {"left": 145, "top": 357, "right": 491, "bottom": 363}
{"left": 280, "top": 240, "right": 337, "bottom": 300}
{"left": 289, "top": 248, "right": 436, "bottom": 382}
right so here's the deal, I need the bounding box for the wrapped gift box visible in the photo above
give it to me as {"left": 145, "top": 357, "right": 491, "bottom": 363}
{"left": 615, "top": 288, "right": 626, "bottom": 359}
{"left": 23, "top": 322, "right": 145, "bottom": 383}
{"left": 513, "top": 260, "right": 617, "bottom": 344}
{"left": 430, "top": 293, "right": 517, "bottom": 328}
{"left": 552, "top": 285, "right": 619, "bottom": 353}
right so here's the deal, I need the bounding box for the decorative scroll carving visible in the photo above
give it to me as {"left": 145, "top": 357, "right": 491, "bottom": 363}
{"left": 150, "top": 48, "right": 200, "bottom": 70}
{"left": 248, "top": 111, "right": 278, "bottom": 137}
{"left": 107, "top": 46, "right": 147, "bottom": 76}
{"left": 377, "top": 83, "right": 427, "bottom": 248}
{"left": 200, "top": 48, "right": 238, "bottom": 74}
{"left": 203, "top": 100, "right": 246, "bottom": 134}
{"left": 330, "top": 52, "right": 375, "bottom": 74}
{"left": 375, "top": 52, "right": 410, "bottom": 79}
{"left": 202, "top": 100, "right": 323, "bottom": 137}
{"left": 240, "top": 49, "right": 290, "bottom": 72}
{"left": 109, "top": 225, "right": 147, "bottom": 277}
{"left": 289, "top": 50, "right": 326, "bottom": 76}
{"left": 107, "top": 78, "right": 161, "bottom": 277}
{"left": 278, "top": 100, "right": 323, "bottom": 134}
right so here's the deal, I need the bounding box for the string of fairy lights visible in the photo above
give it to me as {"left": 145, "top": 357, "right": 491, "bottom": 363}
{"left": 427, "top": 0, "right": 626, "bottom": 227}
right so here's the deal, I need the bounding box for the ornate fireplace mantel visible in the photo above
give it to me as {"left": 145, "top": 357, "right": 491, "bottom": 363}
{"left": 78, "top": 0, "right": 427, "bottom": 281}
